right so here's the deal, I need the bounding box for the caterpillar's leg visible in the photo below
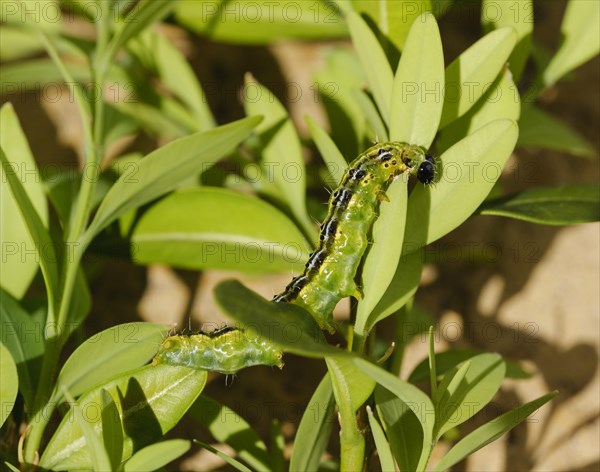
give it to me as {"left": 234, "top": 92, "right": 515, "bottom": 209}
{"left": 376, "top": 191, "right": 390, "bottom": 202}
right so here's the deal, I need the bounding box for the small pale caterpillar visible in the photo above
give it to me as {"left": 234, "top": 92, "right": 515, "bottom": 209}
{"left": 152, "top": 327, "right": 284, "bottom": 374}
{"left": 274, "top": 142, "right": 435, "bottom": 331}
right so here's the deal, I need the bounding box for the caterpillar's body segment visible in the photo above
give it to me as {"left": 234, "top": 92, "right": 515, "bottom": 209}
{"left": 152, "top": 327, "right": 284, "bottom": 374}
{"left": 274, "top": 142, "right": 434, "bottom": 331}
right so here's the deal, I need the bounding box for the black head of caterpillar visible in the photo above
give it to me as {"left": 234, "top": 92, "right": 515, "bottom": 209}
{"left": 416, "top": 153, "right": 436, "bottom": 184}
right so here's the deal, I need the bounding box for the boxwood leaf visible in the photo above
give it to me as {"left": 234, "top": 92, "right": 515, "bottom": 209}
{"left": 366, "top": 405, "right": 396, "bottom": 472}
{"left": 355, "top": 358, "right": 434, "bottom": 470}
{"left": 438, "top": 66, "right": 520, "bottom": 153}
{"left": 433, "top": 353, "right": 506, "bottom": 439}
{"left": 123, "top": 439, "right": 191, "bottom": 472}
{"left": 356, "top": 177, "right": 408, "bottom": 335}
{"left": 517, "top": 105, "right": 595, "bottom": 158}
{"left": 0, "top": 289, "right": 44, "bottom": 410}
{"left": 289, "top": 373, "right": 335, "bottom": 472}
{"left": 432, "top": 391, "right": 558, "bottom": 471}
{"left": 404, "top": 119, "right": 519, "bottom": 249}
{"left": 174, "top": 1, "right": 346, "bottom": 44}
{"left": 193, "top": 440, "right": 252, "bottom": 472}
{"left": 346, "top": 10, "right": 394, "bottom": 125}
{"left": 390, "top": 11, "right": 444, "bottom": 147}
{"left": 131, "top": 187, "right": 310, "bottom": 272}
{"left": 39, "top": 364, "right": 207, "bottom": 470}
{"left": 61, "top": 388, "right": 113, "bottom": 472}
{"left": 481, "top": 0, "right": 533, "bottom": 81}
{"left": 188, "top": 395, "right": 270, "bottom": 472}
{"left": 477, "top": 184, "right": 600, "bottom": 225}
{"left": 409, "top": 349, "right": 532, "bottom": 384}
{"left": 353, "top": 0, "right": 433, "bottom": 53}
{"left": 306, "top": 115, "right": 348, "bottom": 186}
{"left": 85, "top": 116, "right": 262, "bottom": 242}
{"left": 0, "top": 343, "right": 18, "bottom": 428}
{"left": 100, "top": 389, "right": 123, "bottom": 471}
{"left": 214, "top": 280, "right": 350, "bottom": 359}
{"left": 0, "top": 104, "right": 50, "bottom": 299}
{"left": 543, "top": 0, "right": 600, "bottom": 86}
{"left": 366, "top": 246, "right": 423, "bottom": 332}
{"left": 244, "top": 75, "right": 315, "bottom": 240}
{"left": 440, "top": 28, "right": 517, "bottom": 128}
{"left": 127, "top": 29, "right": 215, "bottom": 132}
{"left": 53, "top": 322, "right": 171, "bottom": 403}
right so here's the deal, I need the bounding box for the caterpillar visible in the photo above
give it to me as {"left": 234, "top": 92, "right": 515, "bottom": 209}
{"left": 274, "top": 142, "right": 435, "bottom": 331}
{"left": 152, "top": 327, "right": 284, "bottom": 374}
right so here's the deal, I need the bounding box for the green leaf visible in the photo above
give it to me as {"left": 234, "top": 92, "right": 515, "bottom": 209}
{"left": 438, "top": 66, "right": 521, "bottom": 153}
{"left": 439, "top": 28, "right": 517, "bottom": 128}
{"left": 40, "top": 364, "right": 207, "bottom": 471}
{"left": 327, "top": 358, "right": 375, "bottom": 414}
{"left": 390, "top": 11, "right": 444, "bottom": 147}
{"left": 61, "top": 389, "right": 113, "bottom": 472}
{"left": 366, "top": 405, "right": 396, "bottom": 472}
{"left": 409, "top": 349, "right": 532, "bottom": 384}
{"left": 131, "top": 187, "right": 311, "bottom": 272}
{"left": 0, "top": 288, "right": 44, "bottom": 410}
{"left": 189, "top": 395, "right": 271, "bottom": 472}
{"left": 174, "top": 1, "right": 346, "bottom": 44}
{"left": 214, "top": 280, "right": 350, "bottom": 359}
{"left": 354, "top": 0, "right": 433, "bottom": 53}
{"left": 99, "top": 389, "right": 123, "bottom": 471}
{"left": 0, "top": 103, "right": 50, "bottom": 299}
{"left": 306, "top": 115, "right": 348, "bottom": 186}
{"left": 353, "top": 88, "right": 389, "bottom": 142}
{"left": 477, "top": 185, "right": 600, "bottom": 225}
{"left": 0, "top": 343, "right": 18, "bottom": 428}
{"left": 270, "top": 420, "right": 286, "bottom": 472}
{"left": 243, "top": 75, "right": 315, "bottom": 240}
{"left": 517, "top": 105, "right": 595, "bottom": 158}
{"left": 85, "top": 116, "right": 262, "bottom": 241}
{"left": 123, "top": 439, "right": 191, "bottom": 472}
{"left": 543, "top": 0, "right": 600, "bottom": 86}
{"left": 355, "top": 178, "right": 408, "bottom": 335}
{"left": 193, "top": 440, "right": 252, "bottom": 472}
{"left": 313, "top": 48, "right": 367, "bottom": 156}
{"left": 0, "top": 58, "right": 90, "bottom": 88}
{"left": 374, "top": 385, "right": 425, "bottom": 472}
{"left": 0, "top": 146, "right": 59, "bottom": 329}
{"left": 103, "top": 0, "right": 176, "bottom": 66}
{"left": 482, "top": 0, "right": 533, "bottom": 80}
{"left": 404, "top": 119, "right": 519, "bottom": 249}
{"left": 433, "top": 353, "right": 506, "bottom": 439}
{"left": 355, "top": 358, "right": 434, "bottom": 471}
{"left": 2, "top": 462, "right": 20, "bottom": 472}
{"left": 346, "top": 10, "right": 394, "bottom": 124}
{"left": 290, "top": 374, "right": 335, "bottom": 472}
{"left": 128, "top": 29, "right": 215, "bottom": 131}
{"left": 432, "top": 391, "right": 558, "bottom": 472}
{"left": 53, "top": 322, "right": 171, "bottom": 403}
{"left": 326, "top": 357, "right": 374, "bottom": 470}
{"left": 0, "top": 0, "right": 61, "bottom": 60}
{"left": 365, "top": 248, "right": 423, "bottom": 332}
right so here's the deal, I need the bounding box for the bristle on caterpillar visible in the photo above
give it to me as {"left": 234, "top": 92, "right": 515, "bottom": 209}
{"left": 274, "top": 142, "right": 435, "bottom": 332}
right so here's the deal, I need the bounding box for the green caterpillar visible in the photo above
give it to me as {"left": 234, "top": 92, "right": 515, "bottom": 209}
{"left": 273, "top": 142, "right": 435, "bottom": 331}
{"left": 152, "top": 327, "right": 284, "bottom": 374}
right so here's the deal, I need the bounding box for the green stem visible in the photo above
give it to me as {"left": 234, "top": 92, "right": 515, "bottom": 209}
{"left": 23, "top": 21, "right": 109, "bottom": 467}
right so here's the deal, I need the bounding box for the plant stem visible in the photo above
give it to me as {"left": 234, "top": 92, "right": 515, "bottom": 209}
{"left": 23, "top": 21, "right": 109, "bottom": 466}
